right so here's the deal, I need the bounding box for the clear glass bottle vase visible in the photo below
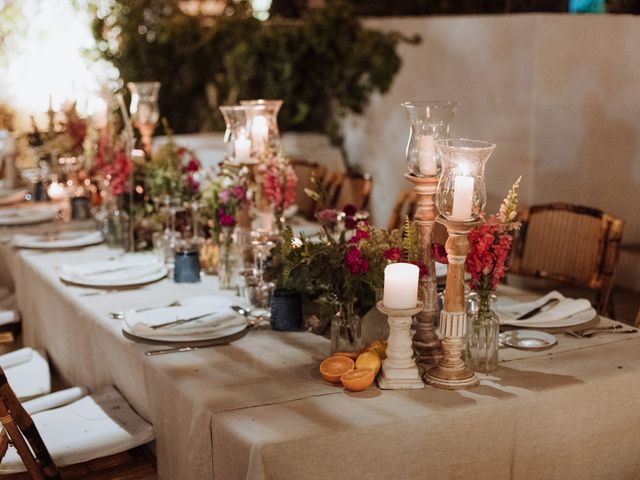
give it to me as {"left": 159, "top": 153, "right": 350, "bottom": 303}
{"left": 217, "top": 227, "right": 237, "bottom": 290}
{"left": 466, "top": 291, "right": 500, "bottom": 373}
{"left": 330, "top": 300, "right": 363, "bottom": 353}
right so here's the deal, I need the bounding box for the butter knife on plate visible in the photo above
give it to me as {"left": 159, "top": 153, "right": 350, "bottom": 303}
{"left": 516, "top": 298, "right": 560, "bottom": 320}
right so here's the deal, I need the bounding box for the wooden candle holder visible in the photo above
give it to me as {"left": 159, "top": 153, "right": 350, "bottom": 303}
{"left": 377, "top": 301, "right": 425, "bottom": 390}
{"left": 405, "top": 174, "right": 442, "bottom": 367}
{"left": 425, "top": 216, "right": 479, "bottom": 389}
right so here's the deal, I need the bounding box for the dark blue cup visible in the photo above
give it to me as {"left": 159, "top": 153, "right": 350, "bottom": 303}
{"left": 270, "top": 289, "right": 303, "bottom": 331}
{"left": 174, "top": 248, "right": 201, "bottom": 283}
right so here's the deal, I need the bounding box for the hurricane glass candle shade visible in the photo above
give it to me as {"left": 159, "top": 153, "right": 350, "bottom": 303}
{"left": 127, "top": 81, "right": 161, "bottom": 154}
{"left": 434, "top": 139, "right": 495, "bottom": 222}
{"left": 240, "top": 99, "right": 283, "bottom": 152}
{"left": 402, "top": 101, "right": 459, "bottom": 177}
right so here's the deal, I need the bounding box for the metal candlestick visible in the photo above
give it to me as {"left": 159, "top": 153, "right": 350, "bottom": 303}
{"left": 425, "top": 216, "right": 479, "bottom": 389}
{"left": 405, "top": 173, "right": 442, "bottom": 367}
{"left": 377, "top": 301, "right": 424, "bottom": 390}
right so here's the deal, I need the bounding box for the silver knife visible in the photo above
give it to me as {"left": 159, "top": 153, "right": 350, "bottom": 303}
{"left": 516, "top": 298, "right": 560, "bottom": 320}
{"left": 150, "top": 312, "right": 214, "bottom": 330}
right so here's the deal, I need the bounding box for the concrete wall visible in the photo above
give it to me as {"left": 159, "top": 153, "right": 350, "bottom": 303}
{"left": 343, "top": 14, "right": 640, "bottom": 247}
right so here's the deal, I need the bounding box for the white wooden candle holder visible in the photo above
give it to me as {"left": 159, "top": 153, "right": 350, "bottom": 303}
{"left": 377, "top": 301, "right": 425, "bottom": 390}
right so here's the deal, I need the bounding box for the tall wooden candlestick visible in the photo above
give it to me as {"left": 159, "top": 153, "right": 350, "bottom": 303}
{"left": 425, "top": 215, "right": 479, "bottom": 389}
{"left": 405, "top": 174, "right": 442, "bottom": 366}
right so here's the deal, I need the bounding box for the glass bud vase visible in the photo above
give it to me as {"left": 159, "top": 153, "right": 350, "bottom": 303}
{"left": 402, "top": 101, "right": 459, "bottom": 177}
{"left": 466, "top": 291, "right": 500, "bottom": 373}
{"left": 330, "top": 300, "right": 363, "bottom": 354}
{"left": 217, "top": 227, "right": 237, "bottom": 290}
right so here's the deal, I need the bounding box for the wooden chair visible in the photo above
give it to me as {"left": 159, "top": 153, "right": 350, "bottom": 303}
{"left": 509, "top": 202, "right": 624, "bottom": 316}
{"left": 0, "top": 368, "right": 155, "bottom": 480}
{"left": 635, "top": 308, "right": 640, "bottom": 328}
{"left": 328, "top": 172, "right": 373, "bottom": 212}
{"left": 387, "top": 189, "right": 417, "bottom": 230}
{"left": 289, "top": 158, "right": 327, "bottom": 220}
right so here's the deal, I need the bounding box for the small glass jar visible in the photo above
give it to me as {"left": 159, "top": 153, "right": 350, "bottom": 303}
{"left": 174, "top": 242, "right": 201, "bottom": 283}
{"left": 435, "top": 139, "right": 495, "bottom": 222}
{"left": 466, "top": 291, "right": 500, "bottom": 373}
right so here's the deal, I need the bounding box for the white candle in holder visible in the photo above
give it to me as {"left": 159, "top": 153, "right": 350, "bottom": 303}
{"left": 451, "top": 174, "right": 474, "bottom": 220}
{"left": 251, "top": 115, "right": 269, "bottom": 142}
{"left": 383, "top": 263, "right": 419, "bottom": 310}
{"left": 234, "top": 135, "right": 251, "bottom": 163}
{"left": 418, "top": 134, "right": 436, "bottom": 175}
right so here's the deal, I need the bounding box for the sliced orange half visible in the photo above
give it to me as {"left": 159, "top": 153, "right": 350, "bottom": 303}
{"left": 340, "top": 368, "right": 376, "bottom": 392}
{"left": 320, "top": 356, "right": 355, "bottom": 383}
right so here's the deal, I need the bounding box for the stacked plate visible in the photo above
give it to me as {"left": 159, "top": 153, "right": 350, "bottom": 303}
{"left": 13, "top": 231, "right": 103, "bottom": 250}
{"left": 0, "top": 188, "right": 27, "bottom": 206}
{"left": 0, "top": 206, "right": 58, "bottom": 226}
{"left": 122, "top": 295, "right": 248, "bottom": 344}
{"left": 496, "top": 290, "right": 596, "bottom": 329}
{"left": 59, "top": 255, "right": 167, "bottom": 288}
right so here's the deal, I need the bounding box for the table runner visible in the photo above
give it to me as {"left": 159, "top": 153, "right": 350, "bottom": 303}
{"left": 1, "top": 220, "right": 639, "bottom": 479}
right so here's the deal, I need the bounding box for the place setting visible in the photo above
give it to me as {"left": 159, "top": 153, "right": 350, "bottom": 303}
{"left": 0, "top": 206, "right": 59, "bottom": 227}
{"left": 11, "top": 230, "right": 103, "bottom": 250}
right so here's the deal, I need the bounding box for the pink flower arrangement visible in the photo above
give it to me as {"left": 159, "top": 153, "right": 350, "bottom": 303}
{"left": 464, "top": 177, "right": 522, "bottom": 293}
{"left": 259, "top": 154, "right": 297, "bottom": 214}
{"left": 105, "top": 148, "right": 132, "bottom": 196}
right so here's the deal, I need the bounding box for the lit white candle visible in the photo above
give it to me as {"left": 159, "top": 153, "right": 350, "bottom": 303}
{"left": 451, "top": 174, "right": 475, "bottom": 220}
{"left": 47, "top": 182, "right": 66, "bottom": 201}
{"left": 418, "top": 134, "right": 436, "bottom": 175}
{"left": 93, "top": 98, "right": 108, "bottom": 129}
{"left": 234, "top": 135, "right": 251, "bottom": 163}
{"left": 251, "top": 115, "right": 269, "bottom": 142}
{"left": 383, "top": 263, "right": 419, "bottom": 310}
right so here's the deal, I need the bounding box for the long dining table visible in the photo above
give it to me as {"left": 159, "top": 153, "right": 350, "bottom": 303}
{"left": 1, "top": 216, "right": 640, "bottom": 479}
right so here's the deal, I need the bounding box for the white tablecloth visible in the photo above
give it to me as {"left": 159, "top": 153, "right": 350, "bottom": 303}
{"left": 1, "top": 219, "right": 640, "bottom": 479}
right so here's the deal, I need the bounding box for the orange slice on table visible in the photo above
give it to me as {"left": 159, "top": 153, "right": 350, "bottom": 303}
{"left": 340, "top": 369, "right": 376, "bottom": 392}
{"left": 320, "top": 356, "right": 355, "bottom": 383}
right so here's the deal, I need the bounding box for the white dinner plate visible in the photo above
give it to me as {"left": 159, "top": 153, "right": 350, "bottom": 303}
{"left": 0, "top": 189, "right": 27, "bottom": 206}
{"left": 59, "top": 255, "right": 167, "bottom": 288}
{"left": 499, "top": 330, "right": 557, "bottom": 350}
{"left": 500, "top": 307, "right": 597, "bottom": 329}
{"left": 0, "top": 206, "right": 58, "bottom": 226}
{"left": 122, "top": 295, "right": 247, "bottom": 343}
{"left": 13, "top": 230, "right": 103, "bottom": 250}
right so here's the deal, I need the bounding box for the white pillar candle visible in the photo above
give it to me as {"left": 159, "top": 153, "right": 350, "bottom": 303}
{"left": 47, "top": 182, "right": 66, "bottom": 201}
{"left": 93, "top": 98, "right": 108, "bottom": 129}
{"left": 418, "top": 134, "right": 436, "bottom": 175}
{"left": 451, "top": 174, "right": 475, "bottom": 220}
{"left": 383, "top": 263, "right": 419, "bottom": 310}
{"left": 234, "top": 135, "right": 251, "bottom": 163}
{"left": 251, "top": 115, "right": 269, "bottom": 142}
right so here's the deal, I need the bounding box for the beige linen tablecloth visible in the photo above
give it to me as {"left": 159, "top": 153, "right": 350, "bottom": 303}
{"left": 1, "top": 220, "right": 639, "bottom": 479}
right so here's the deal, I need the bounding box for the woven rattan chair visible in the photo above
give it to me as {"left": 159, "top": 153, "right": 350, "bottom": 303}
{"left": 327, "top": 172, "right": 372, "bottom": 212}
{"left": 387, "top": 189, "right": 417, "bottom": 230}
{"left": 0, "top": 367, "right": 155, "bottom": 480}
{"left": 289, "top": 158, "right": 327, "bottom": 220}
{"left": 509, "top": 203, "right": 624, "bottom": 316}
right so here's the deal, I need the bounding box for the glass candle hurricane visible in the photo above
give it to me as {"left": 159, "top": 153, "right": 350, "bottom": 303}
{"left": 402, "top": 101, "right": 459, "bottom": 177}
{"left": 240, "top": 99, "right": 283, "bottom": 152}
{"left": 219, "top": 105, "right": 268, "bottom": 163}
{"left": 127, "top": 81, "right": 161, "bottom": 154}
{"left": 435, "top": 139, "right": 495, "bottom": 222}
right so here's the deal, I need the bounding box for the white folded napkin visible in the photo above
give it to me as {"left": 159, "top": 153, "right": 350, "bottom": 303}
{"left": 0, "top": 347, "right": 33, "bottom": 369}
{"left": 496, "top": 290, "right": 592, "bottom": 325}
{"left": 23, "top": 386, "right": 89, "bottom": 415}
{"left": 127, "top": 304, "right": 245, "bottom": 337}
{"left": 60, "top": 257, "right": 164, "bottom": 283}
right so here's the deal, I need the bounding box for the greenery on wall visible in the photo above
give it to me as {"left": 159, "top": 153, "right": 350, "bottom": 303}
{"left": 91, "top": 1, "right": 418, "bottom": 140}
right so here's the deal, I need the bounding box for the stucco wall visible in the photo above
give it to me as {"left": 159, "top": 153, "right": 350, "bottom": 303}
{"left": 344, "top": 14, "right": 640, "bottom": 246}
